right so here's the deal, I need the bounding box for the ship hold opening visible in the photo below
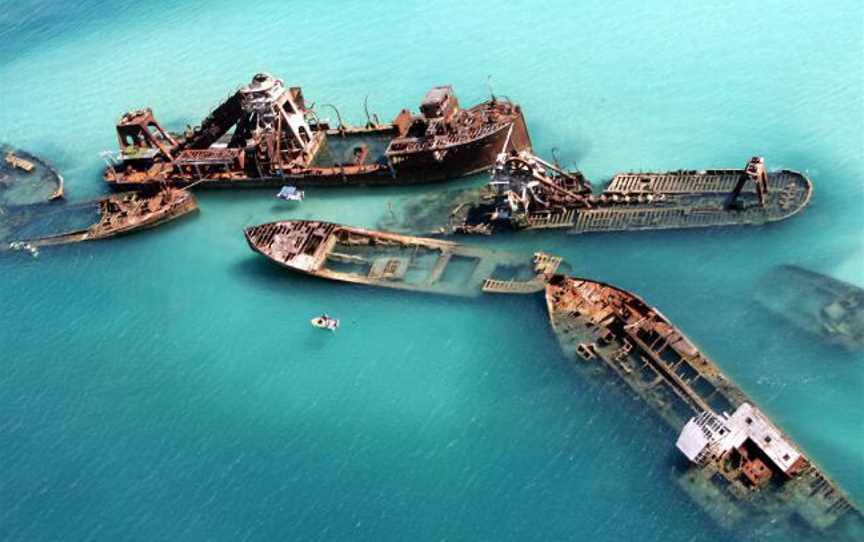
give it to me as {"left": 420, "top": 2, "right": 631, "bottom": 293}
{"left": 439, "top": 255, "right": 481, "bottom": 285}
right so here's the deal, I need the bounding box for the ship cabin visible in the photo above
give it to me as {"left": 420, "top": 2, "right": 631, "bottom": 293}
{"left": 388, "top": 85, "right": 463, "bottom": 150}
{"left": 420, "top": 86, "right": 459, "bottom": 122}
{"left": 676, "top": 403, "right": 807, "bottom": 488}
{"left": 115, "top": 108, "right": 178, "bottom": 163}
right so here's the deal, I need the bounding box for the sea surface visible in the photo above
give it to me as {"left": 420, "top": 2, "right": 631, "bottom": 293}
{"left": 1, "top": 1, "right": 862, "bottom": 540}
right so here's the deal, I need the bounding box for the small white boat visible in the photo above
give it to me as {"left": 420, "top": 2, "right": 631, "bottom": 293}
{"left": 276, "top": 186, "right": 304, "bottom": 202}
{"left": 310, "top": 314, "right": 339, "bottom": 331}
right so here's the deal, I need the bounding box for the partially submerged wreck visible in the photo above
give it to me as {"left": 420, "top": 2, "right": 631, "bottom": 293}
{"left": 242, "top": 221, "right": 861, "bottom": 537}
{"left": 244, "top": 219, "right": 561, "bottom": 297}
{"left": 545, "top": 275, "right": 861, "bottom": 537}
{"left": 0, "top": 143, "right": 64, "bottom": 206}
{"left": 755, "top": 265, "right": 864, "bottom": 351}
{"left": 103, "top": 73, "right": 531, "bottom": 189}
{"left": 1, "top": 187, "right": 197, "bottom": 250}
{"left": 378, "top": 152, "right": 812, "bottom": 235}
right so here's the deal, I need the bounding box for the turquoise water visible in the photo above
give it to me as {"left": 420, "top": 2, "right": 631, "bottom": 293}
{"left": 1, "top": 1, "right": 863, "bottom": 540}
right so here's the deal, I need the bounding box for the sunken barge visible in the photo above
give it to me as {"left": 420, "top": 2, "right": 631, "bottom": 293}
{"left": 380, "top": 151, "right": 812, "bottom": 235}
{"left": 544, "top": 275, "right": 861, "bottom": 536}
{"left": 756, "top": 265, "right": 864, "bottom": 351}
{"left": 244, "top": 219, "right": 561, "bottom": 297}
{"left": 103, "top": 74, "right": 531, "bottom": 189}
{"left": 2, "top": 187, "right": 197, "bottom": 251}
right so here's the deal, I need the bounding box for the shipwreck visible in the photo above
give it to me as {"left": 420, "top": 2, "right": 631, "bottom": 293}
{"left": 0, "top": 143, "right": 64, "bottom": 206}
{"left": 378, "top": 151, "right": 812, "bottom": 235}
{"left": 544, "top": 275, "right": 861, "bottom": 537}
{"left": 2, "top": 187, "right": 197, "bottom": 251}
{"left": 243, "top": 221, "right": 861, "bottom": 538}
{"left": 755, "top": 265, "right": 864, "bottom": 351}
{"left": 103, "top": 73, "right": 531, "bottom": 189}
{"left": 244, "top": 219, "right": 561, "bottom": 297}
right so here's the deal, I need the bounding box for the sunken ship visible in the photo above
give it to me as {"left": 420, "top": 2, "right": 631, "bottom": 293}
{"left": 103, "top": 73, "right": 531, "bottom": 189}
{"left": 244, "top": 219, "right": 561, "bottom": 297}
{"left": 2, "top": 187, "right": 197, "bottom": 252}
{"left": 0, "top": 143, "right": 64, "bottom": 206}
{"left": 243, "top": 221, "right": 861, "bottom": 538}
{"left": 379, "top": 151, "right": 812, "bottom": 235}
{"left": 755, "top": 265, "right": 864, "bottom": 351}
{"left": 544, "top": 275, "right": 861, "bottom": 537}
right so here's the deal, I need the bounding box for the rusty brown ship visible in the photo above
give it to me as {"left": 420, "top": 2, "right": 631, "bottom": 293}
{"left": 378, "top": 151, "right": 812, "bottom": 235}
{"left": 2, "top": 187, "right": 197, "bottom": 251}
{"left": 544, "top": 275, "right": 861, "bottom": 538}
{"left": 242, "top": 221, "right": 861, "bottom": 538}
{"left": 244, "top": 219, "right": 561, "bottom": 297}
{"left": 103, "top": 74, "right": 531, "bottom": 189}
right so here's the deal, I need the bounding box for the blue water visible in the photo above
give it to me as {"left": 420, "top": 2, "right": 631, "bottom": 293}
{"left": 1, "top": 1, "right": 862, "bottom": 540}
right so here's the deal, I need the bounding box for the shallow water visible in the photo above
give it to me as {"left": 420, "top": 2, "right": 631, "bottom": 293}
{"left": 1, "top": 1, "right": 862, "bottom": 540}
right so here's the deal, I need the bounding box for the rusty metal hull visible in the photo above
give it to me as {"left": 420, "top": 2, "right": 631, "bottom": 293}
{"left": 241, "top": 219, "right": 861, "bottom": 537}
{"left": 544, "top": 275, "right": 862, "bottom": 537}
{"left": 565, "top": 169, "right": 812, "bottom": 234}
{"left": 244, "top": 220, "right": 559, "bottom": 297}
{"left": 756, "top": 265, "right": 864, "bottom": 351}
{"left": 2, "top": 188, "right": 197, "bottom": 250}
{"left": 148, "top": 117, "right": 527, "bottom": 189}
{"left": 379, "top": 154, "right": 813, "bottom": 236}
{"left": 103, "top": 77, "right": 532, "bottom": 190}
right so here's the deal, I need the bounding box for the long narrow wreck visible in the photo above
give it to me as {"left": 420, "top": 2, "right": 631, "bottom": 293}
{"left": 545, "top": 275, "right": 862, "bottom": 537}
{"left": 243, "top": 221, "right": 861, "bottom": 538}
{"left": 378, "top": 151, "right": 812, "bottom": 235}
{"left": 244, "top": 219, "right": 561, "bottom": 297}
{"left": 1, "top": 187, "right": 197, "bottom": 251}
{"left": 755, "top": 265, "right": 864, "bottom": 351}
{"left": 103, "top": 73, "right": 531, "bottom": 189}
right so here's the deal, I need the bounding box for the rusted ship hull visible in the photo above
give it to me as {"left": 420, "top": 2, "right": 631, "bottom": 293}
{"left": 244, "top": 220, "right": 561, "bottom": 297}
{"left": 755, "top": 265, "right": 864, "bottom": 351}
{"left": 564, "top": 168, "right": 812, "bottom": 234}
{"left": 241, "top": 220, "right": 861, "bottom": 537}
{"left": 544, "top": 275, "right": 861, "bottom": 537}
{"left": 2, "top": 188, "right": 197, "bottom": 250}
{"left": 380, "top": 153, "right": 812, "bottom": 236}
{"left": 104, "top": 75, "right": 531, "bottom": 190}
{"left": 124, "top": 119, "right": 528, "bottom": 189}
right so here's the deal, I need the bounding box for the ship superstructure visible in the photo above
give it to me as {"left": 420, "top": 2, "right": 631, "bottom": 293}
{"left": 104, "top": 74, "right": 531, "bottom": 189}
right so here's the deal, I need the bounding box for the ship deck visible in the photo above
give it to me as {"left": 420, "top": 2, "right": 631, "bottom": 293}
{"left": 310, "top": 129, "right": 394, "bottom": 169}
{"left": 543, "top": 275, "right": 859, "bottom": 533}
{"left": 245, "top": 220, "right": 558, "bottom": 297}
